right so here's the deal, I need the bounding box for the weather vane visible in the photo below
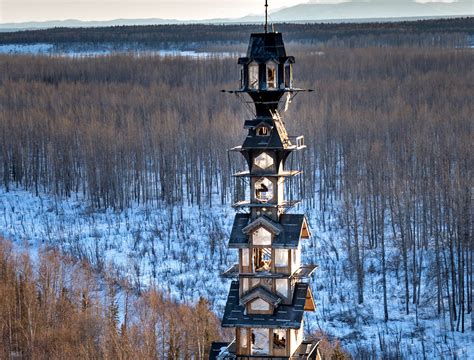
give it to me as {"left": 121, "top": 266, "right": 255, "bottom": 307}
{"left": 265, "top": 0, "right": 268, "bottom": 33}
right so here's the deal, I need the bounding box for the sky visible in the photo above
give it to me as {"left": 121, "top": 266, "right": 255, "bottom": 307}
{"left": 0, "top": 0, "right": 465, "bottom": 24}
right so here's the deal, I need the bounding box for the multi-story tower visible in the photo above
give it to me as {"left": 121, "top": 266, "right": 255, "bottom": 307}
{"left": 210, "top": 16, "right": 319, "bottom": 360}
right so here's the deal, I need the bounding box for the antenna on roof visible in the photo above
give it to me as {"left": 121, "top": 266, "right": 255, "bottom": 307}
{"left": 265, "top": 0, "right": 268, "bottom": 33}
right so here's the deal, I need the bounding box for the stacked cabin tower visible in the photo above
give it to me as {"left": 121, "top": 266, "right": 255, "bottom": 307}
{"left": 210, "top": 31, "right": 319, "bottom": 360}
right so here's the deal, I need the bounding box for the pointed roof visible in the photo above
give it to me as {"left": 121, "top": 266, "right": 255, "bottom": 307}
{"left": 240, "top": 285, "right": 282, "bottom": 308}
{"left": 242, "top": 215, "right": 283, "bottom": 235}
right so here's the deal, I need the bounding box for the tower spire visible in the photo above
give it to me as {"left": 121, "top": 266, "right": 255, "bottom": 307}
{"left": 265, "top": 0, "right": 268, "bottom": 33}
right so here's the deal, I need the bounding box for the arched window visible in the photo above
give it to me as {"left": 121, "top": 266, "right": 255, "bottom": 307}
{"left": 248, "top": 61, "right": 259, "bottom": 90}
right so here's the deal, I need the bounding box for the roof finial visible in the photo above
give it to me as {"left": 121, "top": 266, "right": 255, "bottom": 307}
{"left": 265, "top": 0, "right": 268, "bottom": 33}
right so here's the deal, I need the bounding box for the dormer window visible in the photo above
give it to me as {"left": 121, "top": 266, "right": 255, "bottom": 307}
{"left": 253, "top": 227, "right": 272, "bottom": 246}
{"left": 266, "top": 61, "right": 277, "bottom": 89}
{"left": 248, "top": 61, "right": 259, "bottom": 90}
{"left": 255, "top": 177, "right": 273, "bottom": 203}
{"left": 257, "top": 126, "right": 269, "bottom": 136}
{"left": 250, "top": 298, "right": 270, "bottom": 311}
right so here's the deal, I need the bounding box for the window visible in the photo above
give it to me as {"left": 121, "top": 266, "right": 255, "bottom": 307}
{"left": 252, "top": 329, "right": 269, "bottom": 355}
{"left": 253, "top": 248, "right": 271, "bottom": 272}
{"left": 254, "top": 152, "right": 274, "bottom": 170}
{"left": 275, "top": 279, "right": 288, "bottom": 298}
{"left": 250, "top": 298, "right": 270, "bottom": 311}
{"left": 255, "top": 177, "right": 273, "bottom": 203}
{"left": 284, "top": 62, "right": 292, "bottom": 88}
{"left": 266, "top": 62, "right": 277, "bottom": 89}
{"left": 242, "top": 248, "right": 249, "bottom": 267}
{"left": 248, "top": 62, "right": 259, "bottom": 90}
{"left": 253, "top": 227, "right": 271, "bottom": 246}
{"left": 273, "top": 329, "right": 286, "bottom": 350}
{"left": 257, "top": 126, "right": 269, "bottom": 136}
{"left": 241, "top": 328, "right": 248, "bottom": 348}
{"left": 274, "top": 249, "right": 288, "bottom": 267}
{"left": 292, "top": 248, "right": 300, "bottom": 270}
{"left": 242, "top": 278, "right": 249, "bottom": 293}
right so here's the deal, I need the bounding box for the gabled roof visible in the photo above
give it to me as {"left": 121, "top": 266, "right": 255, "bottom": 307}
{"left": 239, "top": 285, "right": 282, "bottom": 308}
{"left": 244, "top": 118, "right": 274, "bottom": 130}
{"left": 228, "top": 213, "right": 311, "bottom": 249}
{"left": 222, "top": 280, "right": 309, "bottom": 329}
{"left": 242, "top": 215, "right": 283, "bottom": 236}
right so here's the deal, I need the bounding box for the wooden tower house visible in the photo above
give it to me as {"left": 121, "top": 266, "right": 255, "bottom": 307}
{"left": 210, "top": 3, "right": 320, "bottom": 359}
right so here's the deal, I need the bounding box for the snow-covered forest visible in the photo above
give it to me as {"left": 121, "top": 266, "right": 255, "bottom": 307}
{"left": 0, "top": 22, "right": 473, "bottom": 359}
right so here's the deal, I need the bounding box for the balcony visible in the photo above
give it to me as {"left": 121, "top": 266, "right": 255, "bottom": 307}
{"left": 232, "top": 170, "right": 302, "bottom": 178}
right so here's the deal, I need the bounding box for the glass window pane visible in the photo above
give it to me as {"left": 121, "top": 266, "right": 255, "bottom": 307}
{"left": 284, "top": 63, "right": 292, "bottom": 88}
{"left": 241, "top": 328, "right": 248, "bottom": 348}
{"left": 242, "top": 278, "right": 249, "bottom": 292}
{"left": 250, "top": 298, "right": 270, "bottom": 311}
{"left": 273, "top": 329, "right": 286, "bottom": 349}
{"left": 254, "top": 152, "right": 274, "bottom": 169}
{"left": 242, "top": 248, "right": 249, "bottom": 266}
{"left": 253, "top": 248, "right": 272, "bottom": 272}
{"left": 252, "top": 328, "right": 269, "bottom": 354}
{"left": 275, "top": 249, "right": 288, "bottom": 267}
{"left": 267, "top": 62, "right": 277, "bottom": 89}
{"left": 253, "top": 227, "right": 271, "bottom": 246}
{"left": 248, "top": 62, "right": 259, "bottom": 89}
{"left": 255, "top": 177, "right": 273, "bottom": 203}
{"left": 275, "top": 279, "right": 288, "bottom": 298}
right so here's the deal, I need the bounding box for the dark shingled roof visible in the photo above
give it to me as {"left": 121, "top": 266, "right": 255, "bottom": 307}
{"left": 228, "top": 213, "right": 308, "bottom": 249}
{"left": 229, "top": 214, "right": 250, "bottom": 247}
{"left": 275, "top": 214, "right": 308, "bottom": 248}
{"left": 247, "top": 33, "right": 287, "bottom": 58}
{"left": 221, "top": 280, "right": 309, "bottom": 329}
{"left": 242, "top": 128, "right": 284, "bottom": 149}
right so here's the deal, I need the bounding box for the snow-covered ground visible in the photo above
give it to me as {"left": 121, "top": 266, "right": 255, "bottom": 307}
{"left": 0, "top": 187, "right": 472, "bottom": 358}
{"left": 0, "top": 43, "right": 242, "bottom": 57}
{"left": 0, "top": 43, "right": 54, "bottom": 54}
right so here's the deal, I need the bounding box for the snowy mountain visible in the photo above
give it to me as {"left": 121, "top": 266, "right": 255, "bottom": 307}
{"left": 1, "top": 1, "right": 472, "bottom": 31}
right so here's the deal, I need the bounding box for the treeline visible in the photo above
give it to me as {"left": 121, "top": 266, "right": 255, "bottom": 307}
{"left": 0, "top": 45, "right": 472, "bottom": 335}
{"left": 0, "top": 236, "right": 222, "bottom": 359}
{"left": 0, "top": 17, "right": 472, "bottom": 48}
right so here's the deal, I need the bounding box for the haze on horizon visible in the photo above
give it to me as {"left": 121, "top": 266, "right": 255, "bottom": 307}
{"left": 1, "top": 0, "right": 470, "bottom": 24}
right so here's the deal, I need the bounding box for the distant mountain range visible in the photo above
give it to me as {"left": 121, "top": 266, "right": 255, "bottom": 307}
{"left": 1, "top": 0, "right": 472, "bottom": 31}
